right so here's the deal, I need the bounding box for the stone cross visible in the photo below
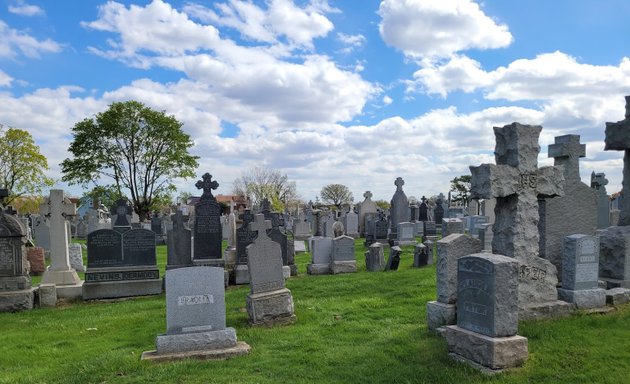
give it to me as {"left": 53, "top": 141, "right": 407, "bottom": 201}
{"left": 421, "top": 196, "right": 427, "bottom": 204}
{"left": 548, "top": 134, "right": 585, "bottom": 182}
{"left": 40, "top": 190, "right": 77, "bottom": 271}
{"left": 470, "top": 123, "right": 564, "bottom": 261}
{"left": 111, "top": 199, "right": 133, "bottom": 226}
{"left": 249, "top": 214, "right": 272, "bottom": 240}
{"left": 604, "top": 95, "right": 630, "bottom": 225}
{"left": 591, "top": 172, "right": 608, "bottom": 191}
{"left": 437, "top": 193, "right": 446, "bottom": 203}
{"left": 394, "top": 177, "right": 404, "bottom": 191}
{"left": 364, "top": 191, "right": 373, "bottom": 200}
{"left": 195, "top": 173, "right": 219, "bottom": 201}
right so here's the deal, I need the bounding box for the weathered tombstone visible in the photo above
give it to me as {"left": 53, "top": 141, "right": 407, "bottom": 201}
{"left": 76, "top": 218, "right": 88, "bottom": 239}
{"left": 246, "top": 214, "right": 296, "bottom": 325}
{"left": 268, "top": 212, "right": 293, "bottom": 278}
{"left": 32, "top": 215, "right": 50, "bottom": 254}
{"left": 423, "top": 221, "right": 437, "bottom": 236}
{"left": 0, "top": 204, "right": 35, "bottom": 312}
{"left": 166, "top": 211, "right": 192, "bottom": 270}
{"left": 332, "top": 220, "right": 345, "bottom": 238}
{"left": 478, "top": 223, "right": 493, "bottom": 252}
{"left": 557, "top": 234, "right": 605, "bottom": 309}
{"left": 466, "top": 215, "right": 489, "bottom": 237}
{"left": 292, "top": 219, "right": 311, "bottom": 240}
{"left": 419, "top": 196, "right": 429, "bottom": 222}
{"left": 442, "top": 218, "right": 464, "bottom": 237}
{"left": 68, "top": 243, "right": 85, "bottom": 272}
{"left": 539, "top": 135, "right": 597, "bottom": 276}
{"left": 223, "top": 212, "right": 237, "bottom": 268}
{"left": 307, "top": 237, "right": 333, "bottom": 275}
{"left": 389, "top": 177, "right": 409, "bottom": 239}
{"left": 192, "top": 173, "right": 223, "bottom": 267}
{"left": 396, "top": 222, "right": 416, "bottom": 245}
{"left": 591, "top": 172, "right": 610, "bottom": 229}
{"left": 409, "top": 204, "right": 418, "bottom": 223}
{"left": 481, "top": 198, "right": 496, "bottom": 224}
{"left": 26, "top": 246, "right": 46, "bottom": 275}
{"left": 359, "top": 191, "right": 378, "bottom": 236}
{"left": 365, "top": 242, "right": 385, "bottom": 272}
{"left": 470, "top": 122, "right": 572, "bottom": 320}
{"left": 426, "top": 234, "right": 482, "bottom": 331}
{"left": 235, "top": 209, "right": 256, "bottom": 285}
{"left": 385, "top": 246, "right": 402, "bottom": 271}
{"left": 342, "top": 208, "right": 359, "bottom": 238}
{"left": 445, "top": 253, "right": 528, "bottom": 371}
{"left": 40, "top": 190, "right": 83, "bottom": 298}
{"left": 331, "top": 235, "right": 356, "bottom": 274}
{"left": 151, "top": 213, "right": 163, "bottom": 235}
{"left": 111, "top": 198, "right": 133, "bottom": 228}
{"left": 83, "top": 228, "right": 161, "bottom": 299}
{"left": 434, "top": 196, "right": 445, "bottom": 227}
{"left": 141, "top": 267, "right": 250, "bottom": 361}
{"left": 373, "top": 211, "right": 389, "bottom": 243}
{"left": 413, "top": 243, "right": 432, "bottom": 268}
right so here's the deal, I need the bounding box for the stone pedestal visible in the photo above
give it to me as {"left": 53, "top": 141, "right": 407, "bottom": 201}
{"left": 37, "top": 284, "right": 57, "bottom": 307}
{"left": 82, "top": 266, "right": 162, "bottom": 300}
{"left": 426, "top": 301, "right": 456, "bottom": 332}
{"left": 234, "top": 264, "right": 250, "bottom": 285}
{"left": 445, "top": 326, "right": 528, "bottom": 371}
{"left": 193, "top": 258, "right": 225, "bottom": 268}
{"left": 282, "top": 266, "right": 291, "bottom": 279}
{"left": 606, "top": 287, "right": 630, "bottom": 305}
{"left": 41, "top": 269, "right": 83, "bottom": 298}
{"left": 246, "top": 288, "right": 296, "bottom": 326}
{"left": 306, "top": 263, "right": 331, "bottom": 275}
{"left": 557, "top": 288, "right": 606, "bottom": 309}
{"left": 0, "top": 288, "right": 35, "bottom": 312}
{"left": 331, "top": 260, "right": 357, "bottom": 274}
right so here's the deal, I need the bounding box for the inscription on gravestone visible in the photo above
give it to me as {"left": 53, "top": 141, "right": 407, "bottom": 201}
{"left": 457, "top": 257, "right": 494, "bottom": 336}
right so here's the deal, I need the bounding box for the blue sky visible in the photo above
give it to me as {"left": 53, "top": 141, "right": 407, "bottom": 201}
{"left": 1, "top": 0, "right": 629, "bottom": 203}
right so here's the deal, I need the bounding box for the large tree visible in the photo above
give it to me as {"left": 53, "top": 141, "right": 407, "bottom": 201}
{"left": 0, "top": 125, "right": 54, "bottom": 204}
{"left": 61, "top": 101, "right": 199, "bottom": 221}
{"left": 232, "top": 166, "right": 299, "bottom": 211}
{"left": 320, "top": 183, "right": 353, "bottom": 209}
{"left": 450, "top": 174, "right": 472, "bottom": 205}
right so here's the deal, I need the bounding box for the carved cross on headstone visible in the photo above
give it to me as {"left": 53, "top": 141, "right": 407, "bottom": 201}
{"left": 394, "top": 177, "right": 404, "bottom": 191}
{"left": 548, "top": 134, "right": 585, "bottom": 182}
{"left": 605, "top": 95, "right": 630, "bottom": 225}
{"left": 249, "top": 214, "right": 272, "bottom": 241}
{"left": 363, "top": 191, "right": 373, "bottom": 200}
{"left": 421, "top": 196, "right": 427, "bottom": 204}
{"left": 111, "top": 199, "right": 133, "bottom": 227}
{"left": 195, "top": 173, "right": 219, "bottom": 201}
{"left": 590, "top": 171, "right": 608, "bottom": 192}
{"left": 470, "top": 123, "right": 564, "bottom": 261}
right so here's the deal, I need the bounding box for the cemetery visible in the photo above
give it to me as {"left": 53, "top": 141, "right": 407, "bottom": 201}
{"left": 3, "top": 98, "right": 630, "bottom": 382}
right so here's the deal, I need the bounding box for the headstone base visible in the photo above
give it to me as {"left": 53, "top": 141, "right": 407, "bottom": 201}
{"left": 397, "top": 240, "right": 417, "bottom": 246}
{"left": 82, "top": 278, "right": 162, "bottom": 300}
{"left": 0, "top": 288, "right": 35, "bottom": 312}
{"left": 331, "top": 260, "right": 357, "bottom": 274}
{"left": 37, "top": 284, "right": 57, "bottom": 307}
{"left": 606, "top": 288, "right": 630, "bottom": 305}
{"left": 55, "top": 282, "right": 84, "bottom": 299}
{"left": 306, "top": 263, "right": 331, "bottom": 275}
{"left": 444, "top": 325, "right": 528, "bottom": 370}
{"left": 193, "top": 258, "right": 225, "bottom": 268}
{"left": 600, "top": 278, "right": 630, "bottom": 289}
{"left": 282, "top": 266, "right": 291, "bottom": 279}
{"left": 41, "top": 269, "right": 83, "bottom": 299}
{"left": 426, "top": 301, "right": 456, "bottom": 332}
{"left": 234, "top": 265, "right": 250, "bottom": 285}
{"left": 141, "top": 342, "right": 251, "bottom": 362}
{"left": 156, "top": 327, "right": 238, "bottom": 354}
{"left": 557, "top": 288, "right": 606, "bottom": 309}
{"left": 246, "top": 288, "right": 296, "bottom": 326}
{"left": 518, "top": 300, "right": 573, "bottom": 321}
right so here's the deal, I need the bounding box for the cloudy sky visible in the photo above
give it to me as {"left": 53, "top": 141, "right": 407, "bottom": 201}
{"left": 1, "top": 0, "right": 629, "bottom": 203}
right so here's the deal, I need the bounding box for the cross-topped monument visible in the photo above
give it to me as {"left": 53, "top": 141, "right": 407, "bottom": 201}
{"left": 470, "top": 123, "right": 569, "bottom": 314}
{"left": 605, "top": 95, "right": 630, "bottom": 225}
{"left": 394, "top": 177, "right": 404, "bottom": 191}
{"left": 40, "top": 189, "right": 83, "bottom": 298}
{"left": 363, "top": 191, "right": 373, "bottom": 200}
{"left": 548, "top": 134, "right": 585, "bottom": 182}
{"left": 249, "top": 214, "right": 273, "bottom": 239}
{"left": 111, "top": 199, "right": 133, "bottom": 227}
{"left": 195, "top": 173, "right": 219, "bottom": 201}
{"left": 421, "top": 196, "right": 427, "bottom": 204}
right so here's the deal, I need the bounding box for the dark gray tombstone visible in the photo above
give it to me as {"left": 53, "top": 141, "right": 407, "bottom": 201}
{"left": 365, "top": 242, "right": 384, "bottom": 272}
{"left": 374, "top": 212, "right": 389, "bottom": 242}
{"left": 0, "top": 210, "right": 34, "bottom": 312}
{"left": 307, "top": 236, "right": 332, "bottom": 275}
{"left": 193, "top": 173, "right": 223, "bottom": 265}
{"left": 389, "top": 177, "right": 409, "bottom": 239}
{"left": 236, "top": 210, "right": 256, "bottom": 265}
{"left": 167, "top": 211, "right": 192, "bottom": 269}
{"left": 385, "top": 246, "right": 401, "bottom": 271}
{"left": 151, "top": 213, "right": 163, "bottom": 235}
{"left": 111, "top": 199, "right": 133, "bottom": 227}
{"left": 331, "top": 235, "right": 356, "bottom": 274}
{"left": 434, "top": 197, "right": 445, "bottom": 226}
{"left": 141, "top": 266, "right": 250, "bottom": 361}
{"left": 413, "top": 243, "right": 429, "bottom": 267}
{"left": 423, "top": 221, "right": 437, "bottom": 236}
{"left": 419, "top": 196, "right": 429, "bottom": 221}
{"left": 246, "top": 214, "right": 295, "bottom": 325}
{"left": 557, "top": 234, "right": 605, "bottom": 308}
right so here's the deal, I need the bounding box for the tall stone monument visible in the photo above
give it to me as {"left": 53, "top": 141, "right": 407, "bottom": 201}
{"left": 389, "top": 177, "right": 409, "bottom": 240}
{"left": 359, "top": 191, "right": 377, "bottom": 237}
{"left": 590, "top": 172, "right": 610, "bottom": 229}
{"left": 40, "top": 190, "right": 83, "bottom": 298}
{"left": 470, "top": 122, "right": 572, "bottom": 320}
{"left": 539, "top": 135, "right": 597, "bottom": 276}
{"left": 192, "top": 173, "right": 223, "bottom": 267}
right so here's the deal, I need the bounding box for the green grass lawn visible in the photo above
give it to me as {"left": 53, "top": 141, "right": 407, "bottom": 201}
{"left": 3, "top": 239, "right": 630, "bottom": 383}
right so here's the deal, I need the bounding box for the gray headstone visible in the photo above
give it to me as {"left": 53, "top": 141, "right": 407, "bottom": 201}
{"left": 311, "top": 237, "right": 333, "bottom": 265}
{"left": 423, "top": 221, "right": 437, "bottom": 236}
{"left": 359, "top": 191, "right": 377, "bottom": 236}
{"left": 389, "top": 178, "right": 409, "bottom": 237}
{"left": 167, "top": 211, "right": 192, "bottom": 269}
{"left": 442, "top": 218, "right": 464, "bottom": 237}
{"left": 591, "top": 172, "right": 610, "bottom": 229}
{"left": 246, "top": 214, "right": 284, "bottom": 294}
{"left": 236, "top": 210, "right": 256, "bottom": 264}
{"left": 385, "top": 246, "right": 401, "bottom": 271}
{"left": 436, "top": 234, "right": 482, "bottom": 304}
{"left": 562, "top": 234, "right": 599, "bottom": 291}
{"left": 332, "top": 235, "right": 354, "bottom": 262}
{"left": 365, "top": 242, "right": 384, "bottom": 272}
{"left": 397, "top": 222, "right": 415, "bottom": 242}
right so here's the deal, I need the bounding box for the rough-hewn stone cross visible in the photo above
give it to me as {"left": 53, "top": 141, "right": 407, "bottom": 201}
{"left": 470, "top": 123, "right": 564, "bottom": 261}
{"left": 249, "top": 214, "right": 272, "bottom": 241}
{"left": 394, "top": 177, "right": 404, "bottom": 191}
{"left": 605, "top": 96, "right": 630, "bottom": 225}
{"left": 363, "top": 191, "right": 373, "bottom": 200}
{"left": 548, "top": 134, "right": 585, "bottom": 182}
{"left": 195, "top": 173, "right": 219, "bottom": 201}
{"left": 111, "top": 199, "right": 133, "bottom": 226}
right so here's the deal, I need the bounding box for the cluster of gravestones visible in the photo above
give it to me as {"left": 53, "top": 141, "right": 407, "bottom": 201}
{"left": 5, "top": 97, "right": 630, "bottom": 369}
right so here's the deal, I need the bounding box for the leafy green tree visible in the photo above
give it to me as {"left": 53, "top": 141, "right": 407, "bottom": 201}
{"left": 320, "top": 183, "right": 353, "bottom": 209}
{"left": 0, "top": 125, "right": 54, "bottom": 204}
{"left": 61, "top": 101, "right": 199, "bottom": 221}
{"left": 450, "top": 174, "right": 471, "bottom": 205}
{"left": 374, "top": 199, "right": 390, "bottom": 210}
{"left": 232, "top": 166, "right": 299, "bottom": 211}
{"left": 80, "top": 185, "right": 124, "bottom": 211}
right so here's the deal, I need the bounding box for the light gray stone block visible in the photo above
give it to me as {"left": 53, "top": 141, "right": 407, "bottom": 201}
{"left": 38, "top": 284, "right": 57, "bottom": 307}
{"left": 518, "top": 300, "right": 573, "bottom": 321}
{"left": 156, "top": 328, "right": 237, "bottom": 354}
{"left": 426, "top": 301, "right": 456, "bottom": 332}
{"left": 234, "top": 264, "right": 250, "bottom": 285}
{"left": 606, "top": 287, "right": 630, "bottom": 305}
{"left": 445, "top": 325, "right": 528, "bottom": 371}
{"left": 0, "top": 288, "right": 35, "bottom": 312}
{"left": 436, "top": 234, "right": 482, "bottom": 304}
{"left": 557, "top": 288, "right": 606, "bottom": 309}
{"left": 246, "top": 288, "right": 296, "bottom": 326}
{"left": 306, "top": 263, "right": 331, "bottom": 275}
{"left": 331, "top": 261, "right": 357, "bottom": 274}
{"left": 82, "top": 279, "right": 162, "bottom": 300}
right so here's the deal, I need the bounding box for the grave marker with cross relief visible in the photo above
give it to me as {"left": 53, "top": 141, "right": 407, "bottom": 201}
{"left": 193, "top": 173, "right": 223, "bottom": 264}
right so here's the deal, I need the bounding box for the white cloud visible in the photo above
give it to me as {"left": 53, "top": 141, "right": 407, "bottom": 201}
{"left": 378, "top": 0, "right": 512, "bottom": 60}
{"left": 382, "top": 95, "right": 393, "bottom": 105}
{"left": 0, "top": 69, "right": 13, "bottom": 86}
{"left": 8, "top": 1, "right": 44, "bottom": 16}
{"left": 0, "top": 19, "right": 61, "bottom": 59}
{"left": 337, "top": 32, "right": 365, "bottom": 53}
{"left": 408, "top": 54, "right": 492, "bottom": 96}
